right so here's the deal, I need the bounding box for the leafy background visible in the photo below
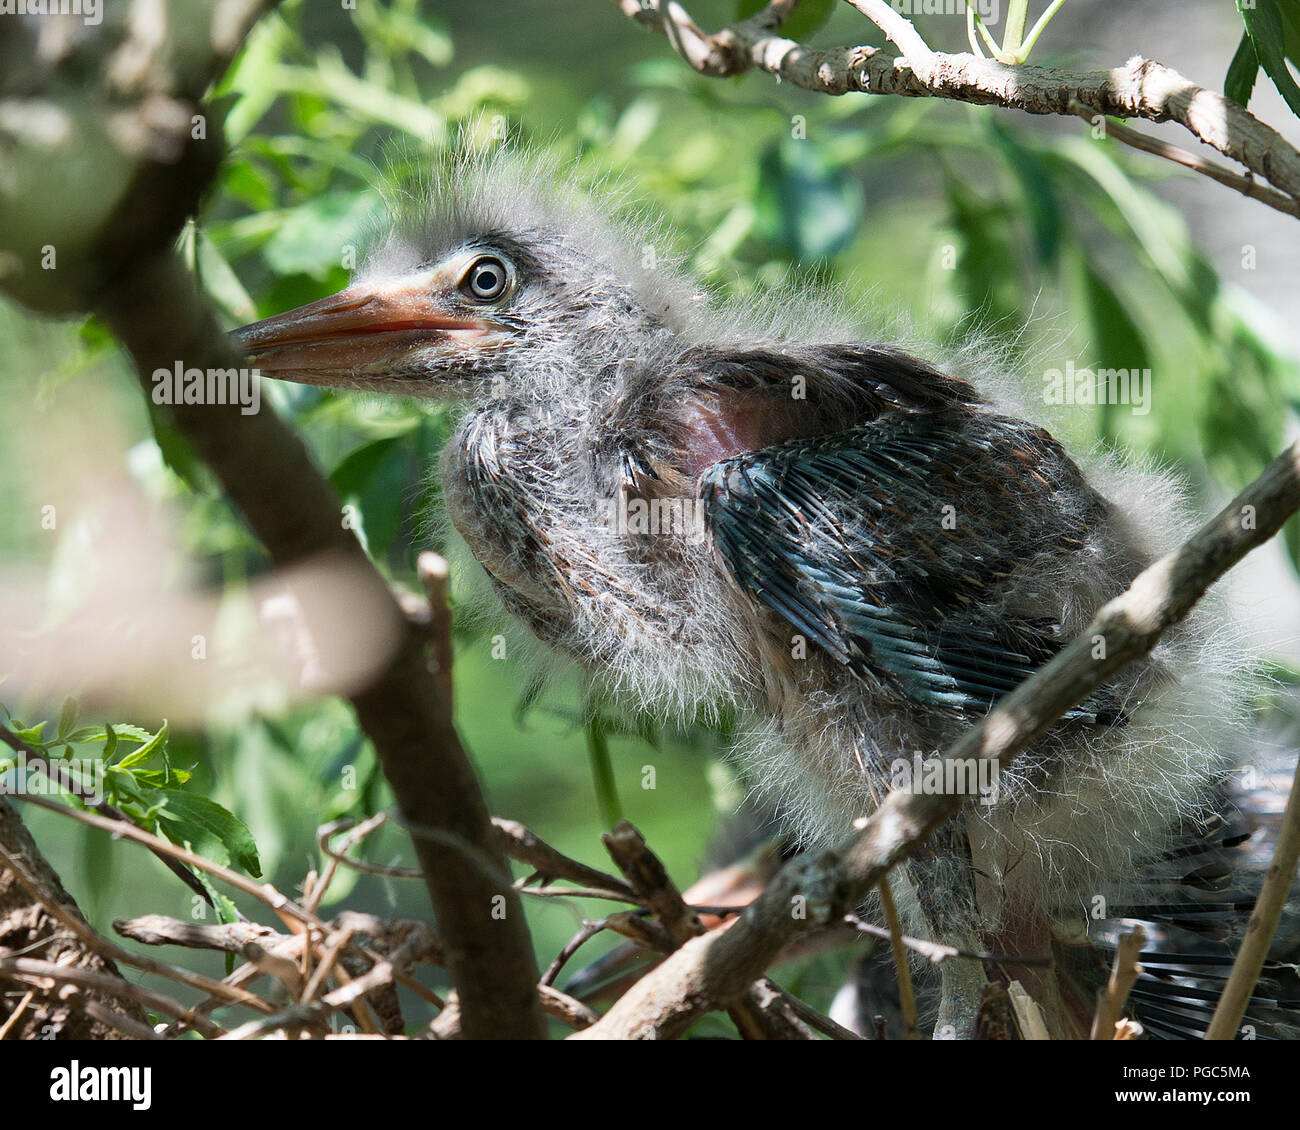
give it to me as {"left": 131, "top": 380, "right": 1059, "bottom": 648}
{"left": 2, "top": 0, "right": 1300, "bottom": 1033}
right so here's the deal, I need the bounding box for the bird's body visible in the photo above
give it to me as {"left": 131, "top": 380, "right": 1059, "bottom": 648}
{"left": 235, "top": 144, "right": 1252, "bottom": 1036}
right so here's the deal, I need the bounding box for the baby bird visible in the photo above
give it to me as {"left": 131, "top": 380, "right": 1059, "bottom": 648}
{"left": 232, "top": 144, "right": 1249, "bottom": 1037}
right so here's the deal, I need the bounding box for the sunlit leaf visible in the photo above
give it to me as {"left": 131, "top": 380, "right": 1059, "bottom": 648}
{"left": 263, "top": 191, "right": 381, "bottom": 281}
{"left": 157, "top": 792, "right": 262, "bottom": 877}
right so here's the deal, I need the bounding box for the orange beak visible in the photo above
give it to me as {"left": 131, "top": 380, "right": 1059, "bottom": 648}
{"left": 231, "top": 273, "right": 505, "bottom": 392}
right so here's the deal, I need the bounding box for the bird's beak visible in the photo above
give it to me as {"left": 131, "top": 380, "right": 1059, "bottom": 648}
{"left": 230, "top": 274, "right": 504, "bottom": 392}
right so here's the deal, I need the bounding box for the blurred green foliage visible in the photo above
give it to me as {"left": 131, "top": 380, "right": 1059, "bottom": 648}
{"left": 3, "top": 0, "right": 1300, "bottom": 1033}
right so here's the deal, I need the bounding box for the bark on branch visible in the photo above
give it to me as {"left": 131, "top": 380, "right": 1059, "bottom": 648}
{"left": 612, "top": 0, "right": 1300, "bottom": 217}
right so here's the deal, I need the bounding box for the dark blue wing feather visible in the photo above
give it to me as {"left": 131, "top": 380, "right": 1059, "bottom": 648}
{"left": 701, "top": 412, "right": 1118, "bottom": 720}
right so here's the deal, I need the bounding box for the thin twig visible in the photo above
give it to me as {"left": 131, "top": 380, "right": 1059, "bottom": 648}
{"left": 494, "top": 817, "right": 639, "bottom": 901}
{"left": 1090, "top": 925, "right": 1146, "bottom": 1040}
{"left": 539, "top": 984, "right": 600, "bottom": 1030}
{"left": 1007, "top": 980, "right": 1051, "bottom": 1040}
{"left": 0, "top": 957, "right": 224, "bottom": 1038}
{"left": 1067, "top": 101, "right": 1300, "bottom": 219}
{"left": 82, "top": 999, "right": 163, "bottom": 1041}
{"left": 542, "top": 918, "right": 615, "bottom": 988}
{"left": 317, "top": 813, "right": 421, "bottom": 879}
{"left": 843, "top": 0, "right": 935, "bottom": 75}
{"left": 761, "top": 976, "right": 864, "bottom": 1040}
{"left": 11, "top": 791, "right": 322, "bottom": 930}
{"left": 844, "top": 912, "right": 1052, "bottom": 966}
{"left": 98, "top": 243, "right": 544, "bottom": 1038}
{"left": 1206, "top": 754, "right": 1300, "bottom": 1039}
{"left": 612, "top": 0, "right": 1300, "bottom": 212}
{"left": 877, "top": 878, "right": 918, "bottom": 1040}
{"left": 418, "top": 551, "right": 455, "bottom": 710}
{"left": 0, "top": 992, "right": 33, "bottom": 1040}
{"left": 0, "top": 842, "right": 275, "bottom": 1016}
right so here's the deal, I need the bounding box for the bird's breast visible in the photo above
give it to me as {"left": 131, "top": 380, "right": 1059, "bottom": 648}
{"left": 441, "top": 407, "right": 576, "bottom": 619}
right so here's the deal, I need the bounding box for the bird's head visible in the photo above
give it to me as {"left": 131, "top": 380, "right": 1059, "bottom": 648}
{"left": 232, "top": 144, "right": 693, "bottom": 400}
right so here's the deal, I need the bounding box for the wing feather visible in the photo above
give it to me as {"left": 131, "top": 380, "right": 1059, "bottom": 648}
{"left": 700, "top": 411, "right": 1120, "bottom": 721}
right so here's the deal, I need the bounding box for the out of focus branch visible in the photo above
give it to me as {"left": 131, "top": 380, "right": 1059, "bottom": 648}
{"left": 574, "top": 439, "right": 1300, "bottom": 1038}
{"left": 611, "top": 0, "right": 1300, "bottom": 218}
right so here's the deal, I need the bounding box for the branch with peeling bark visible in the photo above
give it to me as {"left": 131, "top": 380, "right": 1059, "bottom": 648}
{"left": 612, "top": 0, "right": 1300, "bottom": 218}
{"left": 572, "top": 439, "right": 1300, "bottom": 1039}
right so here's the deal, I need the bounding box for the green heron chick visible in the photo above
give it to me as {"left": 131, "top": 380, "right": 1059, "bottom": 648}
{"left": 233, "top": 146, "right": 1249, "bottom": 1036}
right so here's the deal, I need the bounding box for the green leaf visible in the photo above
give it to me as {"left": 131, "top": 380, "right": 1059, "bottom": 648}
{"left": 940, "top": 177, "right": 1024, "bottom": 335}
{"left": 10, "top": 722, "right": 46, "bottom": 748}
{"left": 146, "top": 401, "right": 207, "bottom": 491}
{"left": 736, "top": 0, "right": 836, "bottom": 41}
{"left": 988, "top": 120, "right": 1061, "bottom": 267}
{"left": 196, "top": 230, "right": 258, "bottom": 324}
{"left": 330, "top": 437, "right": 410, "bottom": 556}
{"left": 1225, "top": 31, "right": 1259, "bottom": 106}
{"left": 115, "top": 720, "right": 168, "bottom": 771}
{"left": 753, "top": 136, "right": 863, "bottom": 260}
{"left": 157, "top": 792, "right": 262, "bottom": 877}
{"left": 91, "top": 723, "right": 154, "bottom": 745}
{"left": 1046, "top": 138, "right": 1217, "bottom": 323}
{"left": 355, "top": 2, "right": 454, "bottom": 67}
{"left": 222, "top": 158, "right": 276, "bottom": 213}
{"left": 263, "top": 191, "right": 381, "bottom": 281}
{"left": 133, "top": 767, "right": 193, "bottom": 789}
{"left": 329, "top": 436, "right": 404, "bottom": 496}
{"left": 81, "top": 826, "right": 114, "bottom": 921}
{"left": 1237, "top": 0, "right": 1300, "bottom": 120}
{"left": 56, "top": 696, "right": 79, "bottom": 742}
{"left": 1077, "top": 259, "right": 1152, "bottom": 441}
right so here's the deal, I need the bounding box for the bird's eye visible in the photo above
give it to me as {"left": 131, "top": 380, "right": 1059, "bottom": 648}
{"left": 460, "top": 255, "right": 511, "bottom": 302}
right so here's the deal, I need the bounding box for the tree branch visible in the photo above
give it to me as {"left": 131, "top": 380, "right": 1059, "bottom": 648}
{"left": 97, "top": 251, "right": 544, "bottom": 1039}
{"left": 1089, "top": 925, "right": 1145, "bottom": 1040}
{"left": 612, "top": 0, "right": 1300, "bottom": 215}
